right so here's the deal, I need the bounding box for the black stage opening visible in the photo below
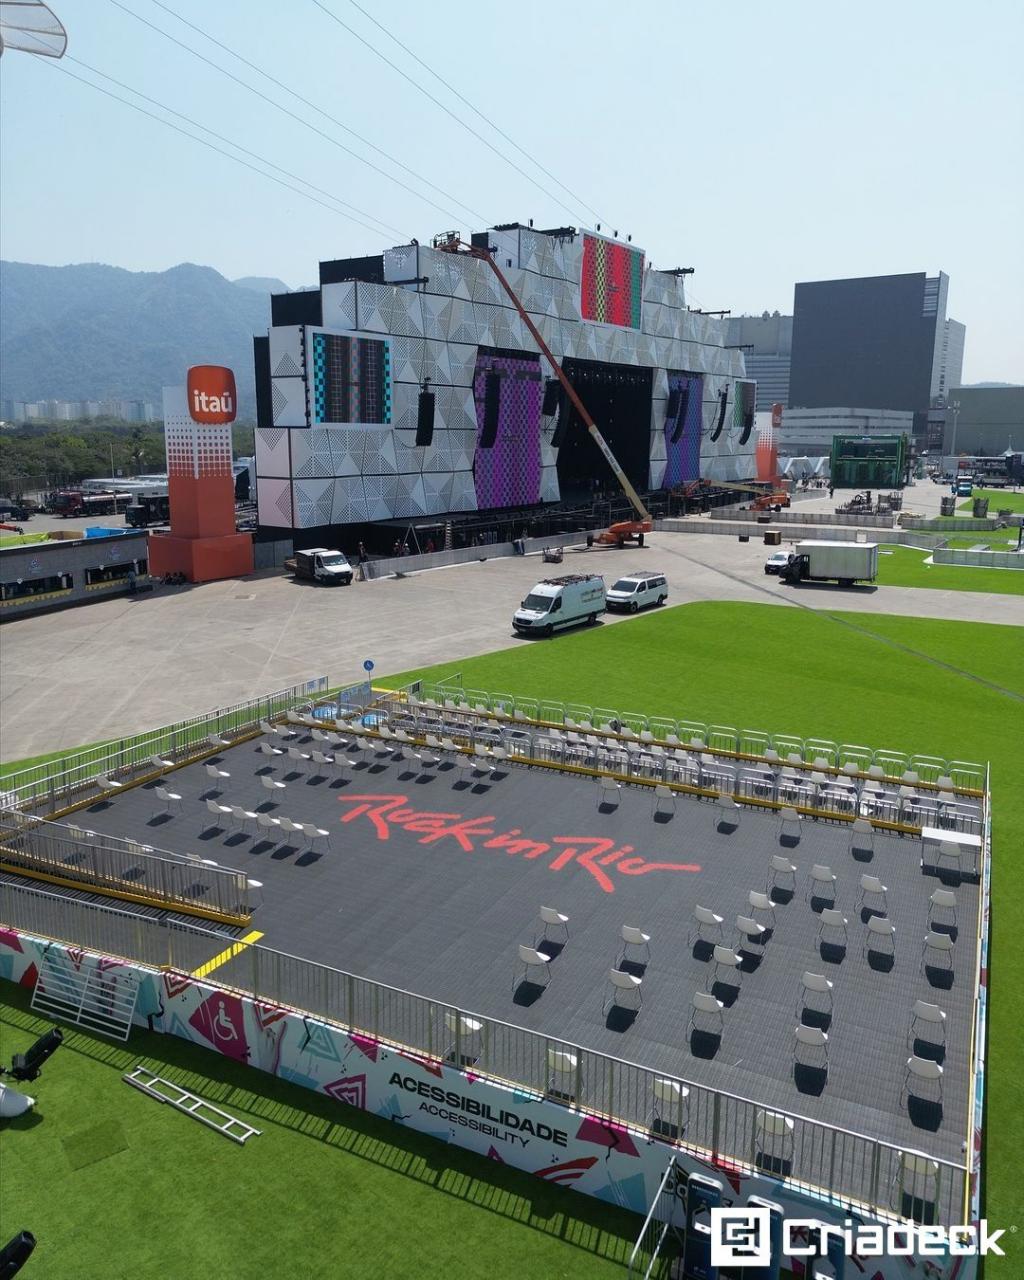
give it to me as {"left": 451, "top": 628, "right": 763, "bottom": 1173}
{"left": 556, "top": 359, "right": 652, "bottom": 498}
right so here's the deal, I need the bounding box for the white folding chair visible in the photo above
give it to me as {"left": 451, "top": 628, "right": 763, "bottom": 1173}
{"left": 202, "top": 797, "right": 232, "bottom": 829}
{"left": 688, "top": 905, "right": 724, "bottom": 948}
{"left": 536, "top": 906, "right": 569, "bottom": 950}
{"left": 259, "top": 719, "right": 275, "bottom": 734}
{"left": 928, "top": 889, "right": 957, "bottom": 935}
{"left": 891, "top": 1150, "right": 941, "bottom": 1219}
{"left": 310, "top": 750, "right": 334, "bottom": 771}
{"left": 206, "top": 732, "right": 230, "bottom": 748}
{"left": 687, "top": 990, "right": 724, "bottom": 1037}
{"left": 922, "top": 931, "right": 954, "bottom": 973}
{"left": 767, "top": 855, "right": 797, "bottom": 897}
{"left": 714, "top": 791, "right": 740, "bottom": 828}
{"left": 604, "top": 969, "right": 643, "bottom": 1014}
{"left": 858, "top": 874, "right": 888, "bottom": 917}
{"left": 154, "top": 785, "right": 182, "bottom": 816}
{"left": 807, "top": 864, "right": 837, "bottom": 903}
{"left": 443, "top": 1011, "right": 483, "bottom": 1066}
{"left": 908, "top": 1000, "right": 947, "bottom": 1052}
{"left": 620, "top": 925, "right": 651, "bottom": 967}
{"left": 652, "top": 784, "right": 676, "bottom": 817}
{"left": 149, "top": 752, "right": 174, "bottom": 770}
{"left": 935, "top": 841, "right": 964, "bottom": 878}
{"left": 515, "top": 944, "right": 551, "bottom": 990}
{"left": 736, "top": 915, "right": 767, "bottom": 953}
{"left": 287, "top": 745, "right": 311, "bottom": 768}
{"left": 230, "top": 804, "right": 258, "bottom": 830}
{"left": 902, "top": 1056, "right": 943, "bottom": 1104}
{"left": 301, "top": 821, "right": 330, "bottom": 850}
{"left": 709, "top": 944, "right": 742, "bottom": 992}
{"left": 797, "top": 971, "right": 834, "bottom": 1020}
{"left": 256, "top": 812, "right": 282, "bottom": 839}
{"left": 260, "top": 774, "right": 286, "bottom": 795}
{"left": 848, "top": 816, "right": 874, "bottom": 858}
{"left": 598, "top": 776, "right": 621, "bottom": 806}
{"left": 817, "top": 908, "right": 849, "bottom": 947}
{"left": 650, "top": 1077, "right": 689, "bottom": 1138}
{"left": 778, "top": 806, "right": 802, "bottom": 843}
{"left": 259, "top": 741, "right": 284, "bottom": 759}
{"left": 793, "top": 1024, "right": 829, "bottom": 1069}
{"left": 546, "top": 1049, "right": 577, "bottom": 1101}
{"left": 747, "top": 891, "right": 776, "bottom": 933}
{"left": 204, "top": 762, "right": 229, "bottom": 781}
{"left": 96, "top": 772, "right": 123, "bottom": 792}
{"left": 863, "top": 915, "right": 896, "bottom": 959}
{"left": 277, "top": 816, "right": 305, "bottom": 838}
{"left": 753, "top": 1109, "right": 794, "bottom": 1171}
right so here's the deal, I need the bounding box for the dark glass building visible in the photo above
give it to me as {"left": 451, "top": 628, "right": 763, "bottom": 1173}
{"left": 789, "top": 272, "right": 964, "bottom": 437}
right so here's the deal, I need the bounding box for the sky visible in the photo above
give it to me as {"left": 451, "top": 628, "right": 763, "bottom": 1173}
{"left": 2, "top": 0, "right": 1022, "bottom": 382}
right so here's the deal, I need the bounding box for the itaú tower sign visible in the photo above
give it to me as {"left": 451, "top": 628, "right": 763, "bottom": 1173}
{"left": 148, "top": 366, "right": 254, "bottom": 584}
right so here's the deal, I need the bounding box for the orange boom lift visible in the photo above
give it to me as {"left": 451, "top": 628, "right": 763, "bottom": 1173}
{"left": 434, "top": 232, "right": 653, "bottom": 547}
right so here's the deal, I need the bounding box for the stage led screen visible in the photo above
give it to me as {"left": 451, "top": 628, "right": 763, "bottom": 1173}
{"left": 580, "top": 234, "right": 644, "bottom": 329}
{"left": 663, "top": 372, "right": 704, "bottom": 487}
{"left": 472, "top": 349, "right": 543, "bottom": 508}
{"left": 311, "top": 332, "right": 391, "bottom": 425}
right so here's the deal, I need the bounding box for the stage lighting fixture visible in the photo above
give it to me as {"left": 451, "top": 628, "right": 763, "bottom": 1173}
{"left": 2, "top": 1028, "right": 62, "bottom": 1083}
{"left": 0, "top": 1231, "right": 36, "bottom": 1278}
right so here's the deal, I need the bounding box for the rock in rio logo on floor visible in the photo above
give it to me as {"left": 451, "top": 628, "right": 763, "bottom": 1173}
{"left": 335, "top": 794, "right": 701, "bottom": 893}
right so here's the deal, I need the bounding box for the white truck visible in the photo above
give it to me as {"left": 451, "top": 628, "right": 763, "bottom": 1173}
{"left": 780, "top": 541, "right": 878, "bottom": 587}
{"left": 284, "top": 547, "right": 354, "bottom": 585}
{"left": 513, "top": 574, "right": 606, "bottom": 636}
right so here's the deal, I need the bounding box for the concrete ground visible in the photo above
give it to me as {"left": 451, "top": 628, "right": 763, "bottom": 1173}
{"left": 2, "top": 481, "right": 1021, "bottom": 761}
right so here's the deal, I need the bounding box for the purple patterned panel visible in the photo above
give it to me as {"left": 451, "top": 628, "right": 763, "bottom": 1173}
{"left": 472, "top": 350, "right": 543, "bottom": 509}
{"left": 663, "top": 372, "right": 703, "bottom": 487}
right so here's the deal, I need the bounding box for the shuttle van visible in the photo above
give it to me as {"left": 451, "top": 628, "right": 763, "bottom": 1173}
{"left": 512, "top": 574, "right": 606, "bottom": 637}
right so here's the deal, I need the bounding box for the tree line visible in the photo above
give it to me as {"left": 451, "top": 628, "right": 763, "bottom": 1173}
{"left": 0, "top": 419, "right": 256, "bottom": 495}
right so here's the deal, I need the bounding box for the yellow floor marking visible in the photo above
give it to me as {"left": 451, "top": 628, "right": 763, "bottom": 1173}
{"left": 191, "top": 930, "right": 264, "bottom": 979}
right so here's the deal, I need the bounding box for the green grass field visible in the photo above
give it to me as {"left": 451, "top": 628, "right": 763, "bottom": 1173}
{"left": 0, "top": 984, "right": 641, "bottom": 1280}
{"left": 876, "top": 544, "right": 1024, "bottom": 594}
{"left": 957, "top": 488, "right": 1024, "bottom": 514}
{"left": 388, "top": 601, "right": 1024, "bottom": 1254}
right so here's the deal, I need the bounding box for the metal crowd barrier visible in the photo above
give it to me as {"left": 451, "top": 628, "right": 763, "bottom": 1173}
{"left": 0, "top": 676, "right": 332, "bottom": 817}
{"left": 379, "top": 698, "right": 984, "bottom": 836}
{"left": 0, "top": 879, "right": 970, "bottom": 1228}
{"left": 0, "top": 813, "right": 249, "bottom": 921}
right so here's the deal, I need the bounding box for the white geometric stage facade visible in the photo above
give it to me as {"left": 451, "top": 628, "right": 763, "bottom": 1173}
{"left": 255, "top": 226, "right": 754, "bottom": 531}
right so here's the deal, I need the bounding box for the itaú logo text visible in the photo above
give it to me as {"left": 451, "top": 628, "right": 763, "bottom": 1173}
{"left": 187, "top": 365, "right": 236, "bottom": 424}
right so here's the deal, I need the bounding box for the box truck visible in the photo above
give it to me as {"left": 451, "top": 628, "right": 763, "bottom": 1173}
{"left": 513, "top": 574, "right": 606, "bottom": 636}
{"left": 284, "top": 547, "right": 354, "bottom": 585}
{"left": 780, "top": 541, "right": 878, "bottom": 587}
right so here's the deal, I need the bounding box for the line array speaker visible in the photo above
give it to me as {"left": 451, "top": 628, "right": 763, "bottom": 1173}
{"left": 479, "top": 373, "right": 501, "bottom": 449}
{"left": 415, "top": 391, "right": 435, "bottom": 446}
{"left": 669, "top": 385, "right": 690, "bottom": 444}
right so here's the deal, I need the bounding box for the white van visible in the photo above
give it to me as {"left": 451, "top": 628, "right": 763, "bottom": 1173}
{"left": 512, "top": 574, "right": 606, "bottom": 637}
{"left": 605, "top": 571, "right": 668, "bottom": 613}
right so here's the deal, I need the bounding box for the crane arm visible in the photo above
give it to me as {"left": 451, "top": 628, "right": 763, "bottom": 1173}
{"left": 436, "top": 235, "right": 652, "bottom": 526}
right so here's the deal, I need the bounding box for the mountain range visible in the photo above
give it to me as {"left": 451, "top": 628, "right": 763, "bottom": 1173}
{"left": 0, "top": 261, "right": 294, "bottom": 418}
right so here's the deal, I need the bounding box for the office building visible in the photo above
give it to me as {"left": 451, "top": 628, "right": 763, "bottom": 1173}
{"left": 789, "top": 272, "right": 965, "bottom": 438}
{"left": 944, "top": 386, "right": 1024, "bottom": 457}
